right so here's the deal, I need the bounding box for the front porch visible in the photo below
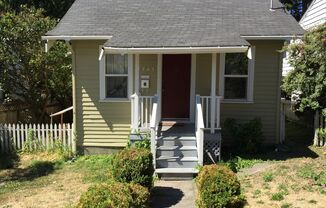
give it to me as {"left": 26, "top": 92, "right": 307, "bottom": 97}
{"left": 126, "top": 52, "right": 228, "bottom": 173}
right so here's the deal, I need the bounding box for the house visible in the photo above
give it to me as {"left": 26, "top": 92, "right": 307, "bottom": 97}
{"left": 282, "top": 0, "right": 326, "bottom": 76}
{"left": 42, "top": 0, "right": 303, "bottom": 173}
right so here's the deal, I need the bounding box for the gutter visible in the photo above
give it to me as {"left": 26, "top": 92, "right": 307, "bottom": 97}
{"left": 241, "top": 35, "right": 303, "bottom": 40}
{"left": 41, "top": 35, "right": 112, "bottom": 41}
{"left": 103, "top": 46, "right": 249, "bottom": 54}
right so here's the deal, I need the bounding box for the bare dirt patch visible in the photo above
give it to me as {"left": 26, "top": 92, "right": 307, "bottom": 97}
{"left": 240, "top": 148, "right": 326, "bottom": 208}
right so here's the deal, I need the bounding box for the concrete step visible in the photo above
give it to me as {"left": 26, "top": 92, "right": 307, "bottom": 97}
{"left": 156, "top": 146, "right": 197, "bottom": 157}
{"left": 156, "top": 156, "right": 198, "bottom": 168}
{"left": 157, "top": 136, "right": 196, "bottom": 146}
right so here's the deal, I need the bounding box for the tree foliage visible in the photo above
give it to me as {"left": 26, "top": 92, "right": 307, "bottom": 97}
{"left": 282, "top": 24, "right": 326, "bottom": 116}
{"left": 0, "top": 7, "right": 72, "bottom": 122}
{"left": 280, "top": 0, "right": 313, "bottom": 21}
{"left": 0, "top": 0, "right": 75, "bottom": 18}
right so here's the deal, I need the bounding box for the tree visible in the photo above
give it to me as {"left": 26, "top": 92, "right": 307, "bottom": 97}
{"left": 0, "top": 7, "right": 72, "bottom": 122}
{"left": 280, "top": 0, "right": 313, "bottom": 21}
{"left": 0, "top": 0, "right": 75, "bottom": 18}
{"left": 282, "top": 24, "right": 326, "bottom": 116}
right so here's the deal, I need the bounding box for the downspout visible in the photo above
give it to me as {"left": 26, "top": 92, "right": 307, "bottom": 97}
{"left": 270, "top": 0, "right": 275, "bottom": 11}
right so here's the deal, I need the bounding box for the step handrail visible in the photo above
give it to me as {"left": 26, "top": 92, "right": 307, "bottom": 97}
{"left": 195, "top": 95, "right": 205, "bottom": 165}
{"left": 150, "top": 94, "right": 159, "bottom": 168}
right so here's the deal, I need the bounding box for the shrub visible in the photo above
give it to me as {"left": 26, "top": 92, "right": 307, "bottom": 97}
{"left": 110, "top": 148, "right": 154, "bottom": 188}
{"left": 196, "top": 164, "right": 245, "bottom": 208}
{"left": 223, "top": 118, "right": 263, "bottom": 153}
{"left": 76, "top": 182, "right": 150, "bottom": 208}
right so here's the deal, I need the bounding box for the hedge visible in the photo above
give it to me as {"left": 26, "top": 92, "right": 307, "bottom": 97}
{"left": 76, "top": 182, "right": 150, "bottom": 208}
{"left": 110, "top": 148, "right": 154, "bottom": 188}
{"left": 196, "top": 164, "right": 244, "bottom": 208}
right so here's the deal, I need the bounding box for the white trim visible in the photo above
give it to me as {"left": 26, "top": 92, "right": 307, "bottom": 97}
{"left": 42, "top": 36, "right": 112, "bottom": 41}
{"left": 103, "top": 46, "right": 249, "bottom": 54}
{"left": 128, "top": 54, "right": 133, "bottom": 98}
{"left": 135, "top": 54, "right": 140, "bottom": 94}
{"left": 190, "top": 54, "right": 197, "bottom": 122}
{"left": 218, "top": 53, "right": 225, "bottom": 97}
{"left": 221, "top": 50, "right": 255, "bottom": 102}
{"left": 241, "top": 35, "right": 302, "bottom": 40}
{"left": 99, "top": 98, "right": 130, "bottom": 103}
{"left": 157, "top": 54, "right": 163, "bottom": 122}
{"left": 221, "top": 100, "right": 254, "bottom": 104}
{"left": 99, "top": 46, "right": 106, "bottom": 100}
{"left": 99, "top": 51, "right": 133, "bottom": 101}
{"left": 247, "top": 46, "right": 256, "bottom": 102}
{"left": 210, "top": 53, "right": 217, "bottom": 133}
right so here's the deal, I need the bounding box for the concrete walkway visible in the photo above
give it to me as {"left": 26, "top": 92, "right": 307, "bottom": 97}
{"left": 150, "top": 180, "right": 196, "bottom": 208}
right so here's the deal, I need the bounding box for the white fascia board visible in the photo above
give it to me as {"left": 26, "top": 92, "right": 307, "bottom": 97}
{"left": 41, "top": 36, "right": 112, "bottom": 41}
{"left": 241, "top": 35, "right": 303, "bottom": 40}
{"left": 103, "top": 46, "right": 249, "bottom": 54}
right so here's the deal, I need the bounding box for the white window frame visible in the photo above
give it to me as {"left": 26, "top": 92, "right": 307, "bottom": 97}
{"left": 219, "top": 46, "right": 255, "bottom": 103}
{"left": 99, "top": 46, "right": 133, "bottom": 102}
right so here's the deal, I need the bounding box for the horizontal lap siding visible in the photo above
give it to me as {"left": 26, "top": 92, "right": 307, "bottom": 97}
{"left": 196, "top": 41, "right": 283, "bottom": 144}
{"left": 300, "top": 0, "right": 326, "bottom": 30}
{"left": 74, "top": 41, "right": 131, "bottom": 149}
{"left": 220, "top": 41, "right": 283, "bottom": 144}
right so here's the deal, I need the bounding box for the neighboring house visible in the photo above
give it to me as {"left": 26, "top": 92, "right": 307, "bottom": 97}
{"left": 42, "top": 0, "right": 303, "bottom": 173}
{"left": 282, "top": 0, "right": 326, "bottom": 76}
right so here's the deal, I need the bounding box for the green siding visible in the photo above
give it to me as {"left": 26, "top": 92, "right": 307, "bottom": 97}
{"left": 140, "top": 54, "right": 157, "bottom": 96}
{"left": 73, "top": 41, "right": 131, "bottom": 149}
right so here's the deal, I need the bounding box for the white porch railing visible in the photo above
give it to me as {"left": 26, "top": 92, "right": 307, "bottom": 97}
{"left": 195, "top": 95, "right": 222, "bottom": 165}
{"left": 195, "top": 96, "right": 205, "bottom": 165}
{"left": 198, "top": 95, "right": 222, "bottom": 133}
{"left": 150, "top": 96, "right": 160, "bottom": 168}
{"left": 131, "top": 93, "right": 156, "bottom": 131}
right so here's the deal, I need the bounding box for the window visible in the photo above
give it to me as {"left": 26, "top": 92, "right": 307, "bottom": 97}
{"left": 224, "top": 53, "right": 248, "bottom": 99}
{"left": 99, "top": 51, "right": 133, "bottom": 101}
{"left": 105, "top": 54, "right": 128, "bottom": 98}
{"left": 219, "top": 48, "right": 255, "bottom": 102}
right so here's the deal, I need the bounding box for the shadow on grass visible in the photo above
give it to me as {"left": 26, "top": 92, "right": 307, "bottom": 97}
{"left": 0, "top": 152, "right": 20, "bottom": 170}
{"left": 0, "top": 160, "right": 60, "bottom": 183}
{"left": 150, "top": 186, "right": 184, "bottom": 208}
{"left": 221, "top": 119, "right": 319, "bottom": 162}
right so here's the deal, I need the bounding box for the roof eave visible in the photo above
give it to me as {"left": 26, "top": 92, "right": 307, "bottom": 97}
{"left": 103, "top": 46, "right": 250, "bottom": 54}
{"left": 241, "top": 35, "right": 303, "bottom": 40}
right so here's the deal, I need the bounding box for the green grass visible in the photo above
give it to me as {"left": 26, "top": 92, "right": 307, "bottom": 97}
{"left": 222, "top": 156, "right": 264, "bottom": 172}
{"left": 281, "top": 202, "right": 292, "bottom": 208}
{"left": 70, "top": 155, "right": 114, "bottom": 183}
{"left": 271, "top": 192, "right": 285, "bottom": 201}
{"left": 278, "top": 183, "right": 289, "bottom": 195}
{"left": 263, "top": 172, "right": 274, "bottom": 182}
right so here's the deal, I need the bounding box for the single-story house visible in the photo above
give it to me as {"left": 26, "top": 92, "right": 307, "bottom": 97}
{"left": 43, "top": 0, "right": 304, "bottom": 173}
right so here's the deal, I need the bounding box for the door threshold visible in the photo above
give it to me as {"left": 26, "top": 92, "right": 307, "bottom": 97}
{"left": 160, "top": 119, "right": 192, "bottom": 126}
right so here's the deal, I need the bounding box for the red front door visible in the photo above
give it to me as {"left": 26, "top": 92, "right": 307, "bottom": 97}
{"left": 162, "top": 54, "right": 191, "bottom": 119}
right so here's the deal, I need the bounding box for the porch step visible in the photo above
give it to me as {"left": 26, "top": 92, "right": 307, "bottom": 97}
{"left": 157, "top": 146, "right": 197, "bottom": 157}
{"left": 156, "top": 156, "right": 198, "bottom": 168}
{"left": 157, "top": 136, "right": 196, "bottom": 146}
{"left": 155, "top": 168, "right": 198, "bottom": 174}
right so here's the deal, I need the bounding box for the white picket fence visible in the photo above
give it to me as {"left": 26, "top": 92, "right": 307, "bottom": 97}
{"left": 0, "top": 123, "right": 74, "bottom": 154}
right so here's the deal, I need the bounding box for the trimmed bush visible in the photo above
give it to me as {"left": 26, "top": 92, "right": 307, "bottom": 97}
{"left": 76, "top": 182, "right": 150, "bottom": 208}
{"left": 110, "top": 148, "right": 154, "bottom": 188}
{"left": 196, "top": 164, "right": 244, "bottom": 208}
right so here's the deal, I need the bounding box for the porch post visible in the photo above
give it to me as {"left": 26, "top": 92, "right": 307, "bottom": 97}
{"left": 157, "top": 54, "right": 162, "bottom": 122}
{"left": 135, "top": 54, "right": 140, "bottom": 94}
{"left": 210, "top": 53, "right": 217, "bottom": 134}
{"left": 190, "top": 54, "right": 197, "bottom": 122}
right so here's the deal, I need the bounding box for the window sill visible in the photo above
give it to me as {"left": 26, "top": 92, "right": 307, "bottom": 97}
{"left": 221, "top": 99, "right": 254, "bottom": 104}
{"left": 99, "top": 98, "right": 130, "bottom": 103}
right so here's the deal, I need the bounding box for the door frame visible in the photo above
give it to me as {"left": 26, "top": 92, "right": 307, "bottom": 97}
{"left": 156, "top": 54, "right": 196, "bottom": 122}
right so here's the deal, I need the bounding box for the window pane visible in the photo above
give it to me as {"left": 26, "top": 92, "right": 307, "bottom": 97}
{"left": 224, "top": 78, "right": 247, "bottom": 99}
{"left": 106, "top": 54, "right": 128, "bottom": 74}
{"left": 225, "top": 53, "right": 248, "bottom": 75}
{"left": 106, "top": 77, "right": 128, "bottom": 98}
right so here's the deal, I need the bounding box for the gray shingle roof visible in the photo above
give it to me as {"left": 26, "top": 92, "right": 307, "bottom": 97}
{"left": 47, "top": 0, "right": 304, "bottom": 47}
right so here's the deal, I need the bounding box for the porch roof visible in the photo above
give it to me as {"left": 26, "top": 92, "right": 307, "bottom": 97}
{"left": 46, "top": 0, "right": 304, "bottom": 47}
